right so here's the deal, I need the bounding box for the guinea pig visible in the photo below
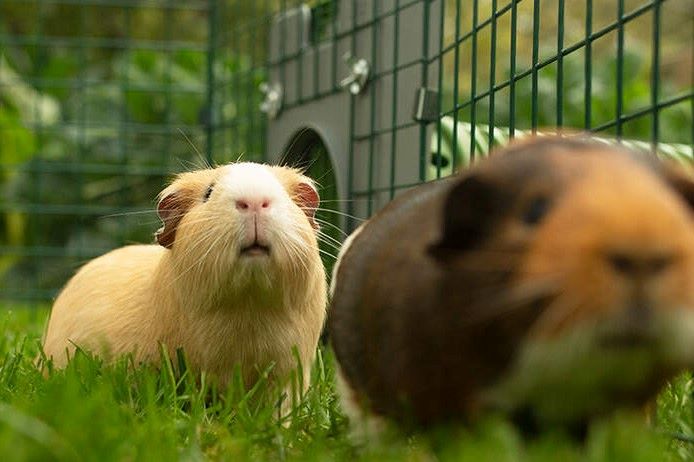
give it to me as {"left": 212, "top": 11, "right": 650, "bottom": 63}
{"left": 329, "top": 136, "right": 694, "bottom": 434}
{"left": 43, "top": 162, "right": 327, "bottom": 398}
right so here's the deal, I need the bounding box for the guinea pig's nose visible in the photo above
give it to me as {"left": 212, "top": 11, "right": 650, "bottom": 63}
{"left": 235, "top": 197, "right": 272, "bottom": 213}
{"left": 606, "top": 251, "right": 675, "bottom": 279}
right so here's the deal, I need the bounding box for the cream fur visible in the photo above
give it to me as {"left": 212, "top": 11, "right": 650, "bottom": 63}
{"left": 43, "top": 163, "right": 327, "bottom": 395}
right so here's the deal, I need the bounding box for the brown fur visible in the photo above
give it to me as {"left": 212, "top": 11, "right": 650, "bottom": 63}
{"left": 329, "top": 136, "right": 694, "bottom": 430}
{"left": 43, "top": 163, "right": 327, "bottom": 395}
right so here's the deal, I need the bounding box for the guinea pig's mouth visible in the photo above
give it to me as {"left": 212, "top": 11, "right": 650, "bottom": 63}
{"left": 599, "top": 325, "right": 657, "bottom": 348}
{"left": 600, "top": 331, "right": 654, "bottom": 348}
{"left": 240, "top": 243, "right": 271, "bottom": 257}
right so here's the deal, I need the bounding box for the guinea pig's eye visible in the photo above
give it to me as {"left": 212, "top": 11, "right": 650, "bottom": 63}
{"left": 203, "top": 184, "right": 214, "bottom": 202}
{"left": 522, "top": 196, "right": 551, "bottom": 226}
{"left": 430, "top": 152, "right": 450, "bottom": 168}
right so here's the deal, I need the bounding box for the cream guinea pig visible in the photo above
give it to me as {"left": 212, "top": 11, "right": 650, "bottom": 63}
{"left": 43, "top": 162, "right": 327, "bottom": 397}
{"left": 329, "top": 136, "right": 694, "bottom": 435}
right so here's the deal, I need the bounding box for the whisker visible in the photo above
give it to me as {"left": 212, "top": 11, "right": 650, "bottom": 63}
{"left": 459, "top": 275, "right": 561, "bottom": 326}
{"left": 317, "top": 248, "right": 338, "bottom": 261}
{"left": 168, "top": 229, "right": 230, "bottom": 288}
{"left": 167, "top": 220, "right": 224, "bottom": 264}
{"left": 526, "top": 290, "right": 581, "bottom": 338}
{"left": 177, "top": 127, "right": 210, "bottom": 169}
{"left": 313, "top": 208, "right": 367, "bottom": 222}
{"left": 278, "top": 127, "right": 311, "bottom": 167}
{"left": 302, "top": 152, "right": 322, "bottom": 173}
{"left": 316, "top": 199, "right": 367, "bottom": 203}
{"left": 171, "top": 215, "right": 225, "bottom": 228}
{"left": 314, "top": 221, "right": 349, "bottom": 239}
{"left": 99, "top": 210, "right": 157, "bottom": 218}
{"left": 436, "top": 250, "right": 531, "bottom": 272}
{"left": 316, "top": 243, "right": 342, "bottom": 256}
{"left": 315, "top": 231, "right": 343, "bottom": 248}
{"left": 177, "top": 158, "right": 201, "bottom": 172}
{"left": 285, "top": 218, "right": 345, "bottom": 246}
{"left": 285, "top": 220, "right": 344, "bottom": 250}
{"left": 132, "top": 215, "right": 225, "bottom": 232}
{"left": 316, "top": 241, "right": 342, "bottom": 254}
{"left": 280, "top": 234, "right": 312, "bottom": 275}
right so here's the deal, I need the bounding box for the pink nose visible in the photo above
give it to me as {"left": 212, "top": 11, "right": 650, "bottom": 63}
{"left": 235, "top": 197, "right": 271, "bottom": 212}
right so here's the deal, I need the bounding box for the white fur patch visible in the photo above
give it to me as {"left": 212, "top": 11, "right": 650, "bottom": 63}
{"left": 330, "top": 224, "right": 365, "bottom": 298}
{"left": 334, "top": 362, "right": 387, "bottom": 442}
{"left": 217, "top": 163, "right": 287, "bottom": 202}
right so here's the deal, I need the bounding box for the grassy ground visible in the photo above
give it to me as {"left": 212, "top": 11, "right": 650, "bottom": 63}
{"left": 1, "top": 308, "right": 694, "bottom": 461}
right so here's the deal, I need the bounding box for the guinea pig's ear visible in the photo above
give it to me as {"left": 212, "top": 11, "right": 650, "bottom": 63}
{"left": 429, "top": 174, "right": 507, "bottom": 259}
{"left": 661, "top": 165, "right": 694, "bottom": 212}
{"left": 293, "top": 181, "right": 320, "bottom": 230}
{"left": 155, "top": 189, "right": 189, "bottom": 249}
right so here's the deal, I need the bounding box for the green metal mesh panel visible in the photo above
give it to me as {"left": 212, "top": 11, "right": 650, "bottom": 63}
{"left": 0, "top": 1, "right": 272, "bottom": 303}
{"left": 1, "top": 0, "right": 692, "bottom": 304}
{"left": 428, "top": 0, "right": 693, "bottom": 181}
{"left": 259, "top": 0, "right": 692, "bottom": 251}
{"left": 336, "top": 0, "right": 693, "bottom": 225}
{"left": 207, "top": 1, "right": 272, "bottom": 164}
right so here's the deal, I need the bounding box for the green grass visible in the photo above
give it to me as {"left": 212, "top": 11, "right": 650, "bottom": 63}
{"left": 1, "top": 308, "right": 694, "bottom": 461}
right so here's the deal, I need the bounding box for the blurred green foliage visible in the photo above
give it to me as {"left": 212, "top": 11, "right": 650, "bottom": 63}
{"left": 0, "top": 2, "right": 268, "bottom": 298}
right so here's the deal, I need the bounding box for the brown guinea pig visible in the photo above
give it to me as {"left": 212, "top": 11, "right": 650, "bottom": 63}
{"left": 329, "top": 136, "right": 694, "bottom": 433}
{"left": 43, "top": 163, "right": 327, "bottom": 396}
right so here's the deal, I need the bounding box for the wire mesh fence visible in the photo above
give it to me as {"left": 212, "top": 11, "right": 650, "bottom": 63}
{"left": 0, "top": 0, "right": 692, "bottom": 304}
{"left": 261, "top": 0, "right": 692, "bottom": 231}
{"left": 0, "top": 0, "right": 272, "bottom": 303}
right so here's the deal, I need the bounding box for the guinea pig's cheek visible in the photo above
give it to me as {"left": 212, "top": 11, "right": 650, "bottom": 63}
{"left": 677, "top": 247, "right": 694, "bottom": 307}
{"left": 169, "top": 221, "right": 196, "bottom": 254}
{"left": 270, "top": 208, "right": 300, "bottom": 242}
{"left": 515, "top": 241, "right": 609, "bottom": 339}
{"left": 656, "top": 310, "right": 694, "bottom": 367}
